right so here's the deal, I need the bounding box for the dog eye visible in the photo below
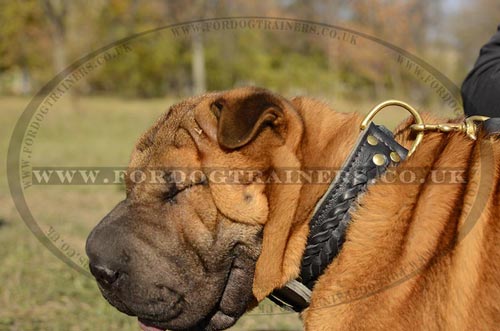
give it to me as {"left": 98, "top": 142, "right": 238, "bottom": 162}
{"left": 162, "top": 184, "right": 180, "bottom": 203}
{"left": 161, "top": 172, "right": 179, "bottom": 202}
{"left": 160, "top": 171, "right": 208, "bottom": 204}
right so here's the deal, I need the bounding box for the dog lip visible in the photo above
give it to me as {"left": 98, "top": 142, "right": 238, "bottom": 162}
{"left": 136, "top": 293, "right": 184, "bottom": 328}
{"left": 138, "top": 318, "right": 167, "bottom": 331}
{"left": 138, "top": 265, "right": 239, "bottom": 331}
{"left": 137, "top": 309, "right": 182, "bottom": 330}
{"left": 101, "top": 282, "right": 184, "bottom": 327}
{"left": 98, "top": 286, "right": 135, "bottom": 316}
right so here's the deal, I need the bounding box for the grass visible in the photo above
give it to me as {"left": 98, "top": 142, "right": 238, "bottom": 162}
{"left": 0, "top": 94, "right": 457, "bottom": 331}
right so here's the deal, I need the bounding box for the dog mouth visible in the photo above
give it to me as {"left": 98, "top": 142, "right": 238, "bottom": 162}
{"left": 138, "top": 319, "right": 167, "bottom": 331}
{"left": 137, "top": 307, "right": 238, "bottom": 331}
{"left": 97, "top": 283, "right": 186, "bottom": 331}
{"left": 88, "top": 202, "right": 262, "bottom": 331}
{"left": 138, "top": 318, "right": 179, "bottom": 331}
{"left": 136, "top": 258, "right": 254, "bottom": 331}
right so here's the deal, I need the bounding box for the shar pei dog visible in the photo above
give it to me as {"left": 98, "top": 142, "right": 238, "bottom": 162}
{"left": 86, "top": 87, "right": 500, "bottom": 330}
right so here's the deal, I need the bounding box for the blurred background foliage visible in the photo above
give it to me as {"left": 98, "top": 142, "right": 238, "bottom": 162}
{"left": 2, "top": 1, "right": 500, "bottom": 330}
{"left": 1, "top": 0, "right": 499, "bottom": 102}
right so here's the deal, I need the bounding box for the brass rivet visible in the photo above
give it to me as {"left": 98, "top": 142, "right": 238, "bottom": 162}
{"left": 372, "top": 154, "right": 386, "bottom": 166}
{"left": 367, "top": 135, "right": 378, "bottom": 146}
{"left": 390, "top": 152, "right": 401, "bottom": 163}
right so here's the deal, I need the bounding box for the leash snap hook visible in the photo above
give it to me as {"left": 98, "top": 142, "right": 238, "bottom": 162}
{"left": 409, "top": 115, "right": 490, "bottom": 141}
{"left": 361, "top": 100, "right": 424, "bottom": 156}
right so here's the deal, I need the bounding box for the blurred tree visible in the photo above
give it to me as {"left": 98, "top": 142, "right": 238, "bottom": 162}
{"left": 88, "top": 0, "right": 187, "bottom": 97}
{"left": 0, "top": 0, "right": 479, "bottom": 106}
{"left": 40, "top": 0, "right": 69, "bottom": 75}
{"left": 337, "top": 0, "right": 443, "bottom": 99}
{"left": 0, "top": 0, "right": 50, "bottom": 94}
{"left": 163, "top": 0, "right": 213, "bottom": 95}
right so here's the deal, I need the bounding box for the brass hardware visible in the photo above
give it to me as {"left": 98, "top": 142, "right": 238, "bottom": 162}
{"left": 372, "top": 154, "right": 386, "bottom": 166}
{"left": 390, "top": 152, "right": 401, "bottom": 163}
{"left": 361, "top": 100, "right": 424, "bottom": 156}
{"left": 410, "top": 115, "right": 489, "bottom": 141}
{"left": 193, "top": 127, "right": 203, "bottom": 135}
{"left": 367, "top": 135, "right": 378, "bottom": 146}
{"left": 362, "top": 101, "right": 489, "bottom": 158}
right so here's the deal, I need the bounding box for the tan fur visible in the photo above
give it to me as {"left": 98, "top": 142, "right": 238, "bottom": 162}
{"left": 249, "top": 95, "right": 500, "bottom": 330}
{"left": 114, "top": 87, "right": 499, "bottom": 330}
{"left": 297, "top": 120, "right": 500, "bottom": 330}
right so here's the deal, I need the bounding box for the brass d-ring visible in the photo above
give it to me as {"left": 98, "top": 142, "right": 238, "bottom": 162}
{"left": 360, "top": 100, "right": 424, "bottom": 156}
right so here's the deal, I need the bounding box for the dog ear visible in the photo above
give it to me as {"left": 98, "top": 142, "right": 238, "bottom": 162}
{"left": 213, "top": 91, "right": 284, "bottom": 149}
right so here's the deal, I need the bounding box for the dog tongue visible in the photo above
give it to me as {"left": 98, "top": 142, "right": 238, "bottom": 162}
{"left": 138, "top": 320, "right": 164, "bottom": 331}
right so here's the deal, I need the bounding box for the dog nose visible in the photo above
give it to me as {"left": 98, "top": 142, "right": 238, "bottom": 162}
{"left": 90, "top": 263, "right": 121, "bottom": 288}
{"left": 86, "top": 201, "right": 132, "bottom": 288}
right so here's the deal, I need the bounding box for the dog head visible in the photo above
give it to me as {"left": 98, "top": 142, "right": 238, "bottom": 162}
{"left": 86, "top": 87, "right": 304, "bottom": 330}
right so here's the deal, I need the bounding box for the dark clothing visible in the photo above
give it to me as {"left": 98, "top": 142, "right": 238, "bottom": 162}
{"left": 461, "top": 25, "right": 500, "bottom": 117}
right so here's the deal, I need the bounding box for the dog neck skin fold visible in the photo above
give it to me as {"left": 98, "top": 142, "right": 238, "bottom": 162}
{"left": 252, "top": 97, "right": 363, "bottom": 299}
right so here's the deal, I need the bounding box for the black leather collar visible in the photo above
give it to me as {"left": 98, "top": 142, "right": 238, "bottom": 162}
{"left": 268, "top": 116, "right": 500, "bottom": 313}
{"left": 269, "top": 122, "right": 408, "bottom": 312}
{"left": 269, "top": 118, "right": 500, "bottom": 312}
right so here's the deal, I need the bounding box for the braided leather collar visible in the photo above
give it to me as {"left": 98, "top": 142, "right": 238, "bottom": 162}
{"left": 269, "top": 122, "right": 408, "bottom": 312}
